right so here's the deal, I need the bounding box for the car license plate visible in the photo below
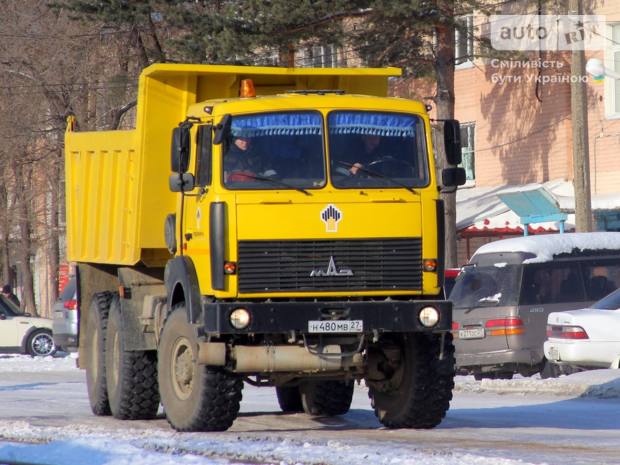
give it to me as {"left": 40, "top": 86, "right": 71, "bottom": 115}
{"left": 308, "top": 320, "right": 363, "bottom": 333}
{"left": 458, "top": 327, "right": 485, "bottom": 339}
{"left": 548, "top": 346, "right": 560, "bottom": 361}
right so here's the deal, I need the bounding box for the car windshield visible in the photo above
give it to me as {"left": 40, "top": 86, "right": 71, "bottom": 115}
{"left": 328, "top": 111, "right": 428, "bottom": 189}
{"left": 592, "top": 288, "right": 620, "bottom": 310}
{"left": 223, "top": 112, "right": 325, "bottom": 190}
{"left": 450, "top": 264, "right": 522, "bottom": 309}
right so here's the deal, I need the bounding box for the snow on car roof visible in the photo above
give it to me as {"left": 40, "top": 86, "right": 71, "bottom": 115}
{"left": 472, "top": 232, "right": 620, "bottom": 264}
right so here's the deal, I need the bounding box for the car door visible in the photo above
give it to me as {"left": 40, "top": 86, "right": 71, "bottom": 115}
{"left": 0, "top": 297, "right": 22, "bottom": 349}
{"left": 515, "top": 262, "right": 589, "bottom": 361}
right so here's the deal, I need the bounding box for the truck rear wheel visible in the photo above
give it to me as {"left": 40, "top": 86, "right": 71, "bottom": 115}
{"left": 105, "top": 297, "right": 160, "bottom": 420}
{"left": 300, "top": 380, "right": 354, "bottom": 416}
{"left": 275, "top": 386, "right": 303, "bottom": 413}
{"left": 158, "top": 305, "right": 243, "bottom": 431}
{"left": 84, "top": 292, "right": 113, "bottom": 416}
{"left": 367, "top": 333, "right": 455, "bottom": 429}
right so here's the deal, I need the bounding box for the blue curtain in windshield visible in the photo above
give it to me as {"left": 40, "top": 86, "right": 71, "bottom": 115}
{"left": 328, "top": 112, "right": 416, "bottom": 137}
{"left": 231, "top": 113, "right": 322, "bottom": 137}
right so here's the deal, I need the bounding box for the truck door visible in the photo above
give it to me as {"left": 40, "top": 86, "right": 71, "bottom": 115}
{"left": 180, "top": 124, "right": 214, "bottom": 293}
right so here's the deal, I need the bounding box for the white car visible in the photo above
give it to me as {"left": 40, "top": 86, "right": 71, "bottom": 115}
{"left": 0, "top": 295, "right": 56, "bottom": 357}
{"left": 544, "top": 289, "right": 620, "bottom": 369}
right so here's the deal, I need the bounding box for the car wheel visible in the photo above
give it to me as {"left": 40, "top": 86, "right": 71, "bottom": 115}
{"left": 26, "top": 329, "right": 56, "bottom": 357}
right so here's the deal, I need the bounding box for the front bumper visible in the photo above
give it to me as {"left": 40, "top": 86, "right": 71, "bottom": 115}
{"left": 202, "top": 300, "right": 451, "bottom": 335}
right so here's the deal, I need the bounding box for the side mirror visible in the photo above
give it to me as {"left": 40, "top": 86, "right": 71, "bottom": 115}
{"left": 171, "top": 126, "right": 191, "bottom": 173}
{"left": 213, "top": 114, "right": 232, "bottom": 145}
{"left": 442, "top": 167, "right": 466, "bottom": 187}
{"left": 443, "top": 119, "right": 462, "bottom": 165}
{"left": 169, "top": 173, "right": 195, "bottom": 192}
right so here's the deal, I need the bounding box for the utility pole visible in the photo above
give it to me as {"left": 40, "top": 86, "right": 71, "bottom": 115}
{"left": 569, "top": 0, "right": 593, "bottom": 231}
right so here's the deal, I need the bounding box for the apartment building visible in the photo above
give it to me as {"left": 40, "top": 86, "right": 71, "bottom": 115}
{"left": 394, "top": 1, "right": 620, "bottom": 264}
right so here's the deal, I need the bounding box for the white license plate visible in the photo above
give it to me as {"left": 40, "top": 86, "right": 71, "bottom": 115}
{"left": 459, "top": 327, "right": 485, "bottom": 340}
{"left": 308, "top": 320, "right": 363, "bottom": 333}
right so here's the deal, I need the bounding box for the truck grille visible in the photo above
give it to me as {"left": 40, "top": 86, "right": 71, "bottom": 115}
{"left": 237, "top": 238, "right": 422, "bottom": 293}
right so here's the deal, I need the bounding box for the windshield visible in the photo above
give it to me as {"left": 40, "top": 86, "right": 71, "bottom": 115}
{"left": 223, "top": 112, "right": 325, "bottom": 190}
{"left": 328, "top": 111, "right": 428, "bottom": 188}
{"left": 592, "top": 288, "right": 620, "bottom": 310}
{"left": 450, "top": 264, "right": 522, "bottom": 309}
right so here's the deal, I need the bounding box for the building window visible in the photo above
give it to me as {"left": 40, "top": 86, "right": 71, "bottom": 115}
{"left": 460, "top": 122, "right": 475, "bottom": 182}
{"left": 303, "top": 45, "right": 340, "bottom": 68}
{"left": 455, "top": 15, "right": 474, "bottom": 67}
{"left": 605, "top": 24, "right": 620, "bottom": 119}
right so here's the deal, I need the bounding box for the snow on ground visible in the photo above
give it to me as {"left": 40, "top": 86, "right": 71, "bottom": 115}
{"left": 455, "top": 370, "right": 620, "bottom": 398}
{"left": 0, "top": 353, "right": 78, "bottom": 372}
{"left": 0, "top": 354, "right": 619, "bottom": 465}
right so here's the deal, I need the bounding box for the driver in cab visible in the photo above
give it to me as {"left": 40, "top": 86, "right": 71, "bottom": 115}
{"left": 347, "top": 134, "right": 382, "bottom": 175}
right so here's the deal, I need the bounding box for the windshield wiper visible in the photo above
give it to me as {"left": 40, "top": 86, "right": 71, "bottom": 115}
{"left": 336, "top": 161, "right": 416, "bottom": 194}
{"left": 234, "top": 173, "right": 311, "bottom": 195}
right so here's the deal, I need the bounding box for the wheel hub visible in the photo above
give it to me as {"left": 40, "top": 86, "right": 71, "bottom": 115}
{"left": 32, "top": 334, "right": 54, "bottom": 356}
{"left": 171, "top": 337, "right": 194, "bottom": 400}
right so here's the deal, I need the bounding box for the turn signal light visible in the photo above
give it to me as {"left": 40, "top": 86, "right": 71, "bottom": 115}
{"left": 485, "top": 318, "right": 524, "bottom": 336}
{"left": 547, "top": 325, "right": 589, "bottom": 340}
{"left": 240, "top": 79, "right": 256, "bottom": 98}
{"left": 423, "top": 259, "right": 438, "bottom": 272}
{"left": 224, "top": 261, "right": 237, "bottom": 275}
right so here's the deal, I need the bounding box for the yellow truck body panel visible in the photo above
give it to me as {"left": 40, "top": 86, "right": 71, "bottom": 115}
{"left": 65, "top": 64, "right": 401, "bottom": 265}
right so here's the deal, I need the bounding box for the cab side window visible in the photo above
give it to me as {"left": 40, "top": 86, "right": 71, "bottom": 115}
{"left": 195, "top": 125, "right": 212, "bottom": 187}
{"left": 520, "top": 264, "right": 585, "bottom": 305}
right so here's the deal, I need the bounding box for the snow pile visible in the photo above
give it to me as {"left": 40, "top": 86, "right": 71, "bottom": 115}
{"left": 472, "top": 232, "right": 620, "bottom": 263}
{"left": 455, "top": 370, "right": 620, "bottom": 398}
{"left": 0, "top": 422, "right": 548, "bottom": 465}
{"left": 0, "top": 353, "right": 78, "bottom": 372}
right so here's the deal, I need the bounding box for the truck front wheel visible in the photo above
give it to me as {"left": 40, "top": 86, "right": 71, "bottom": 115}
{"left": 300, "top": 380, "right": 354, "bottom": 416}
{"left": 105, "top": 297, "right": 160, "bottom": 420}
{"left": 158, "top": 305, "right": 243, "bottom": 431}
{"left": 367, "top": 333, "right": 455, "bottom": 429}
{"left": 84, "top": 292, "right": 113, "bottom": 416}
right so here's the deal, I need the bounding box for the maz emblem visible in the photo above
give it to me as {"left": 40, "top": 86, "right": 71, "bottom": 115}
{"left": 310, "top": 256, "right": 354, "bottom": 277}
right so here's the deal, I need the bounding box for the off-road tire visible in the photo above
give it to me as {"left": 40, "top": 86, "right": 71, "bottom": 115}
{"left": 105, "top": 297, "right": 160, "bottom": 420}
{"left": 300, "top": 380, "right": 354, "bottom": 416}
{"left": 85, "top": 291, "right": 113, "bottom": 416}
{"left": 26, "top": 329, "right": 56, "bottom": 357}
{"left": 276, "top": 386, "right": 303, "bottom": 413}
{"left": 158, "top": 305, "right": 243, "bottom": 431}
{"left": 368, "top": 332, "right": 455, "bottom": 429}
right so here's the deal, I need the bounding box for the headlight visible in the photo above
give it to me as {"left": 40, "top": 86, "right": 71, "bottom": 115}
{"left": 419, "top": 306, "right": 440, "bottom": 328}
{"left": 230, "top": 308, "right": 251, "bottom": 329}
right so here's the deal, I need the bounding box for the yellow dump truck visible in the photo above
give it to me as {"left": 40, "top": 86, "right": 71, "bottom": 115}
{"left": 65, "top": 64, "right": 465, "bottom": 432}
